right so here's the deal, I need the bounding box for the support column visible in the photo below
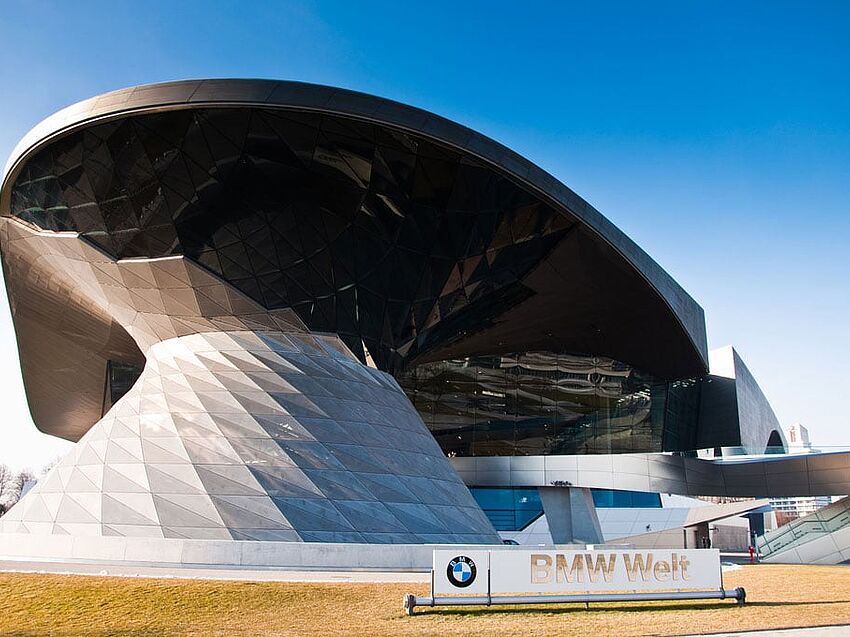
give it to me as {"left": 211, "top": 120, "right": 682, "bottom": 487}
{"left": 538, "top": 486, "right": 604, "bottom": 544}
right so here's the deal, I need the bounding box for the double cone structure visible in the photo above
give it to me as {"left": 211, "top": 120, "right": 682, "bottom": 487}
{"left": 2, "top": 329, "right": 494, "bottom": 542}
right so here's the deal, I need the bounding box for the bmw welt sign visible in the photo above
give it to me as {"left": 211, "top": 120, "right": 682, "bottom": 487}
{"left": 434, "top": 548, "right": 721, "bottom": 595}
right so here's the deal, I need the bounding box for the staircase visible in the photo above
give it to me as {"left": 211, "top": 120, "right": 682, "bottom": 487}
{"left": 758, "top": 496, "right": 850, "bottom": 564}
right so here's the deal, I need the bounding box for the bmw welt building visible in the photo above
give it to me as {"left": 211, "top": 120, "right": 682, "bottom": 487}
{"left": 1, "top": 80, "right": 848, "bottom": 568}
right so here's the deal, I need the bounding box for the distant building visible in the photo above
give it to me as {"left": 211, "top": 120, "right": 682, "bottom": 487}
{"left": 787, "top": 423, "right": 811, "bottom": 451}
{"left": 771, "top": 495, "right": 833, "bottom": 525}
{"left": 770, "top": 424, "right": 833, "bottom": 524}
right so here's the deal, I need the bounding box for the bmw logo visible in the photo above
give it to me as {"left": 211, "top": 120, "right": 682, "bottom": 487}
{"left": 447, "top": 555, "right": 477, "bottom": 588}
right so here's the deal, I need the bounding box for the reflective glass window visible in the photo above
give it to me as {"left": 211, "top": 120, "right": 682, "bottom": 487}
{"left": 591, "top": 489, "right": 663, "bottom": 508}
{"left": 469, "top": 487, "right": 543, "bottom": 531}
{"left": 9, "top": 108, "right": 573, "bottom": 375}
{"left": 398, "top": 352, "right": 700, "bottom": 455}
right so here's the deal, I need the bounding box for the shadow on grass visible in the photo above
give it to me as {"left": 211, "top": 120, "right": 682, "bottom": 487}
{"left": 414, "top": 598, "right": 850, "bottom": 617}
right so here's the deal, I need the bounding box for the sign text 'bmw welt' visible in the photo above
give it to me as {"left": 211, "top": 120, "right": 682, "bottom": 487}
{"left": 434, "top": 549, "right": 722, "bottom": 595}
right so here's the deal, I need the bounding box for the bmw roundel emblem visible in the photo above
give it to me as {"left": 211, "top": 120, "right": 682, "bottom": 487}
{"left": 447, "top": 555, "right": 477, "bottom": 587}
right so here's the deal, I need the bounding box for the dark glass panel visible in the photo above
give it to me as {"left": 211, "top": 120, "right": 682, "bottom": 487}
{"left": 591, "top": 489, "right": 662, "bottom": 508}
{"left": 398, "top": 351, "right": 700, "bottom": 456}
{"left": 468, "top": 487, "right": 543, "bottom": 531}
{"left": 663, "top": 378, "right": 701, "bottom": 451}
{"left": 472, "top": 486, "right": 662, "bottom": 531}
{"left": 6, "top": 105, "right": 720, "bottom": 411}
{"left": 102, "top": 360, "right": 144, "bottom": 415}
{"left": 9, "top": 107, "right": 578, "bottom": 376}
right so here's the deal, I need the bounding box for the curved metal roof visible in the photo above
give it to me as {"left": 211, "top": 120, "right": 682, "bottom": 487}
{"left": 0, "top": 80, "right": 709, "bottom": 441}
{"left": 1, "top": 79, "right": 707, "bottom": 366}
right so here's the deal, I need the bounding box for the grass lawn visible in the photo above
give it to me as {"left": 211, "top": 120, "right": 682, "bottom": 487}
{"left": 1, "top": 564, "right": 849, "bottom": 636}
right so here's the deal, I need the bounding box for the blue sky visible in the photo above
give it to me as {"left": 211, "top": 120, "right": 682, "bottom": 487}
{"left": 0, "top": 1, "right": 848, "bottom": 469}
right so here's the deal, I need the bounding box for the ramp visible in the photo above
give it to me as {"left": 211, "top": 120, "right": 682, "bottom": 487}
{"left": 758, "top": 496, "right": 850, "bottom": 564}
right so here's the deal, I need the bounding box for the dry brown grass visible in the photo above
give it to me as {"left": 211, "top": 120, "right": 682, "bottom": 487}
{"left": 0, "top": 565, "right": 848, "bottom": 636}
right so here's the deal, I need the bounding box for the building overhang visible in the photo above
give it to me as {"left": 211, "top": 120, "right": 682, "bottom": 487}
{"left": 451, "top": 451, "right": 850, "bottom": 498}
{"left": 1, "top": 79, "right": 709, "bottom": 440}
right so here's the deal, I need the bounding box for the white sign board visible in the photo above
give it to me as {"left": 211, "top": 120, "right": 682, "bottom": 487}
{"left": 434, "top": 549, "right": 720, "bottom": 595}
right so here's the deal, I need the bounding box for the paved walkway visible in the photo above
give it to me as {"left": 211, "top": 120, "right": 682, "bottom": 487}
{"left": 685, "top": 627, "right": 850, "bottom": 636}
{"left": 0, "top": 559, "right": 429, "bottom": 583}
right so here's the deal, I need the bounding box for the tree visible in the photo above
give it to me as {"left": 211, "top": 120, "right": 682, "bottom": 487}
{"left": 14, "top": 469, "right": 36, "bottom": 500}
{"left": 0, "top": 464, "right": 15, "bottom": 507}
{"left": 0, "top": 465, "right": 37, "bottom": 515}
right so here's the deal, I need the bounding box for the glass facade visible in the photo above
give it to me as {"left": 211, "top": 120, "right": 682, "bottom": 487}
{"left": 591, "top": 489, "right": 662, "bottom": 508}
{"left": 469, "top": 487, "right": 544, "bottom": 531}
{"left": 470, "top": 487, "right": 662, "bottom": 531}
{"left": 10, "top": 106, "right": 712, "bottom": 455}
{"left": 102, "top": 360, "right": 143, "bottom": 416}
{"left": 9, "top": 107, "right": 573, "bottom": 374}
{"left": 398, "top": 352, "right": 701, "bottom": 456}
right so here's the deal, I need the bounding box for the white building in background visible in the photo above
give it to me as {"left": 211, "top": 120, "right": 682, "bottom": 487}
{"left": 770, "top": 424, "right": 833, "bottom": 523}
{"left": 771, "top": 495, "right": 832, "bottom": 520}
{"left": 787, "top": 423, "right": 812, "bottom": 452}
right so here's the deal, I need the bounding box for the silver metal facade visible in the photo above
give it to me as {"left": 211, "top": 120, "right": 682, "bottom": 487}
{"left": 451, "top": 452, "right": 850, "bottom": 498}
{"left": 0, "top": 330, "right": 499, "bottom": 543}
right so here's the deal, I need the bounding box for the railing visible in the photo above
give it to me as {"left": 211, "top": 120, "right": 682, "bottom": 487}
{"left": 679, "top": 445, "right": 850, "bottom": 462}
{"left": 757, "top": 495, "right": 850, "bottom": 559}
